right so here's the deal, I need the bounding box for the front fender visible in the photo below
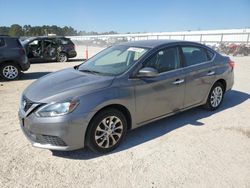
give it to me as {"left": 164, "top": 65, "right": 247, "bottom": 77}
{"left": 77, "top": 86, "right": 136, "bottom": 128}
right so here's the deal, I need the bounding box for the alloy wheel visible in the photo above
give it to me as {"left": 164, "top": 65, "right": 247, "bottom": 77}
{"left": 58, "top": 53, "right": 67, "bottom": 62}
{"left": 210, "top": 86, "right": 223, "bottom": 108}
{"left": 94, "top": 116, "right": 123, "bottom": 149}
{"left": 2, "top": 65, "right": 19, "bottom": 79}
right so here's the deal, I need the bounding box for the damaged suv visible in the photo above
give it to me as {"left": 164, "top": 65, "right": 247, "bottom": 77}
{"left": 22, "top": 36, "right": 77, "bottom": 63}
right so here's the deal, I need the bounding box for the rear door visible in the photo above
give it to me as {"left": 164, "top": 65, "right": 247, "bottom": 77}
{"left": 180, "top": 45, "right": 216, "bottom": 108}
{"left": 134, "top": 46, "right": 185, "bottom": 123}
{"left": 43, "top": 38, "right": 57, "bottom": 60}
{"left": 59, "top": 38, "right": 74, "bottom": 51}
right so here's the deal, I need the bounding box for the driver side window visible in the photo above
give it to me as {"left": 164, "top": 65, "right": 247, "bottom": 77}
{"left": 144, "top": 47, "right": 181, "bottom": 73}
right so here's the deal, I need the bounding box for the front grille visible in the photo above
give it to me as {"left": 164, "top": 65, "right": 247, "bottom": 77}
{"left": 22, "top": 96, "right": 42, "bottom": 116}
{"left": 24, "top": 101, "right": 33, "bottom": 112}
{"left": 23, "top": 97, "right": 35, "bottom": 112}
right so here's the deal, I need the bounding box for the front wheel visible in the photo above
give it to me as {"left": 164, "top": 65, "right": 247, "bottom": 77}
{"left": 204, "top": 82, "right": 225, "bottom": 111}
{"left": 0, "top": 63, "right": 20, "bottom": 81}
{"left": 86, "top": 109, "right": 127, "bottom": 154}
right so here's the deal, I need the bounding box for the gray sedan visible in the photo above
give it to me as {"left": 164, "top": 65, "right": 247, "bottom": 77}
{"left": 19, "top": 40, "right": 234, "bottom": 153}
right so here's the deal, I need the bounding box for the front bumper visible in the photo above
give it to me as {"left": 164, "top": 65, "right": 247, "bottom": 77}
{"left": 18, "top": 107, "right": 91, "bottom": 151}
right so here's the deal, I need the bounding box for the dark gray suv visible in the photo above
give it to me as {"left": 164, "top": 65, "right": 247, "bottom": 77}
{"left": 19, "top": 40, "right": 234, "bottom": 153}
{"left": 0, "top": 36, "right": 30, "bottom": 80}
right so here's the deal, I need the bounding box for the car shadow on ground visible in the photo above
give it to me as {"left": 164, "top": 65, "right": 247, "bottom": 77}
{"left": 68, "top": 58, "right": 86, "bottom": 62}
{"left": 52, "top": 90, "right": 250, "bottom": 160}
{"left": 20, "top": 72, "right": 52, "bottom": 80}
{"left": 0, "top": 72, "right": 52, "bottom": 82}
{"left": 29, "top": 58, "right": 85, "bottom": 64}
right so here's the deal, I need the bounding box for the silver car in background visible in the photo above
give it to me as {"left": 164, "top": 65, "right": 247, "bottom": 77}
{"left": 19, "top": 40, "right": 234, "bottom": 153}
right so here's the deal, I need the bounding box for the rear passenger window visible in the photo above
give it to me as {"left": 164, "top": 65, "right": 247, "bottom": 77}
{"left": 181, "top": 46, "right": 208, "bottom": 66}
{"left": 206, "top": 50, "right": 215, "bottom": 61}
{"left": 0, "top": 38, "right": 5, "bottom": 47}
{"left": 60, "top": 38, "right": 71, "bottom": 45}
{"left": 8, "top": 38, "right": 22, "bottom": 47}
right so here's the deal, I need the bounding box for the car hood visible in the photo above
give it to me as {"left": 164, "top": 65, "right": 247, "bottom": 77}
{"left": 23, "top": 68, "right": 115, "bottom": 103}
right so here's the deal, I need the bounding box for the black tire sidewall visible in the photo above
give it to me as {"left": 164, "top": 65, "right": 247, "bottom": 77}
{"left": 0, "top": 63, "right": 20, "bottom": 81}
{"left": 86, "top": 109, "right": 127, "bottom": 154}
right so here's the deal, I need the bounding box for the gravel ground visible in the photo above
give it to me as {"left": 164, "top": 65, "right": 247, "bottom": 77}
{"left": 0, "top": 47, "right": 249, "bottom": 188}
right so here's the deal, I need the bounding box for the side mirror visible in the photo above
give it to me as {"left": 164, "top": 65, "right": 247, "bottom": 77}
{"left": 137, "top": 67, "right": 158, "bottom": 78}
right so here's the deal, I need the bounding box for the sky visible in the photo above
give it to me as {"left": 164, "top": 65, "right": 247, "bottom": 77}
{"left": 0, "top": 0, "right": 249, "bottom": 33}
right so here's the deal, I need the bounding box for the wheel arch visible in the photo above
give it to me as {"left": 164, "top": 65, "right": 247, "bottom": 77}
{"left": 214, "top": 79, "right": 227, "bottom": 92}
{"left": 84, "top": 104, "right": 132, "bottom": 145}
{"left": 203, "top": 78, "right": 227, "bottom": 105}
{"left": 0, "top": 60, "right": 21, "bottom": 69}
{"left": 59, "top": 51, "right": 69, "bottom": 56}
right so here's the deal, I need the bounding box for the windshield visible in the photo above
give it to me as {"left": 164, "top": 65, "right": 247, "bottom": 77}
{"left": 78, "top": 45, "right": 148, "bottom": 76}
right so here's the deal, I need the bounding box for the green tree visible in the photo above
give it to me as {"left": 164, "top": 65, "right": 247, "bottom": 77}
{"left": 0, "top": 25, "right": 117, "bottom": 37}
{"left": 0, "top": 26, "right": 10, "bottom": 35}
{"left": 9, "top": 24, "right": 23, "bottom": 37}
{"left": 23, "top": 25, "right": 31, "bottom": 36}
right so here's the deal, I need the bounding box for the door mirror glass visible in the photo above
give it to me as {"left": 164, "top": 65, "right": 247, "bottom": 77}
{"left": 137, "top": 67, "right": 158, "bottom": 78}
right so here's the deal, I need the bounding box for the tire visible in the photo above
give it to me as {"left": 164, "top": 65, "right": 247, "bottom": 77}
{"left": 57, "top": 52, "right": 68, "bottom": 62}
{"left": 86, "top": 108, "right": 127, "bottom": 154}
{"left": 243, "top": 51, "right": 249, "bottom": 56}
{"left": 203, "top": 82, "right": 225, "bottom": 111}
{"left": 0, "top": 63, "right": 20, "bottom": 81}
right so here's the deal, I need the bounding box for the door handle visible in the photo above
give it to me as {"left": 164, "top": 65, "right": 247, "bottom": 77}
{"left": 206, "top": 71, "right": 215, "bottom": 76}
{"left": 172, "top": 79, "right": 185, "bottom": 85}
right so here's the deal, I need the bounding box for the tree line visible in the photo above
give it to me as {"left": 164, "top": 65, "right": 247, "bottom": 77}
{"left": 0, "top": 24, "right": 118, "bottom": 37}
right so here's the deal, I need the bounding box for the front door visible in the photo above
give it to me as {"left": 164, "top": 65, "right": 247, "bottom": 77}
{"left": 27, "top": 39, "right": 44, "bottom": 62}
{"left": 134, "top": 46, "right": 185, "bottom": 124}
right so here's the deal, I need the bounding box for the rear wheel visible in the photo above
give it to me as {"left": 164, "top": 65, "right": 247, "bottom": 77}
{"left": 0, "top": 63, "right": 20, "bottom": 81}
{"left": 57, "top": 53, "right": 68, "bottom": 62}
{"left": 243, "top": 50, "right": 249, "bottom": 56}
{"left": 86, "top": 109, "right": 127, "bottom": 154}
{"left": 204, "top": 82, "right": 225, "bottom": 111}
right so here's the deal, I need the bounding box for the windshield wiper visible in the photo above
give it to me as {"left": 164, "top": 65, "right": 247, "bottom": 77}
{"left": 79, "top": 69, "right": 102, "bottom": 75}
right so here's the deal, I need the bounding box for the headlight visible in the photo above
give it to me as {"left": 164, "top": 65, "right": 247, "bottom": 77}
{"left": 35, "top": 100, "right": 79, "bottom": 117}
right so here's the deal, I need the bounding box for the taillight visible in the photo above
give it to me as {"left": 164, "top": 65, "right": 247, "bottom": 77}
{"left": 228, "top": 59, "right": 235, "bottom": 69}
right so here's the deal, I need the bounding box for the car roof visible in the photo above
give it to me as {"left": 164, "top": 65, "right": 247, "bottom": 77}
{"left": 25, "top": 36, "right": 68, "bottom": 41}
{"left": 119, "top": 40, "right": 202, "bottom": 48}
{"left": 0, "top": 35, "right": 18, "bottom": 39}
{"left": 0, "top": 35, "right": 10, "bottom": 37}
{"left": 21, "top": 36, "right": 69, "bottom": 45}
